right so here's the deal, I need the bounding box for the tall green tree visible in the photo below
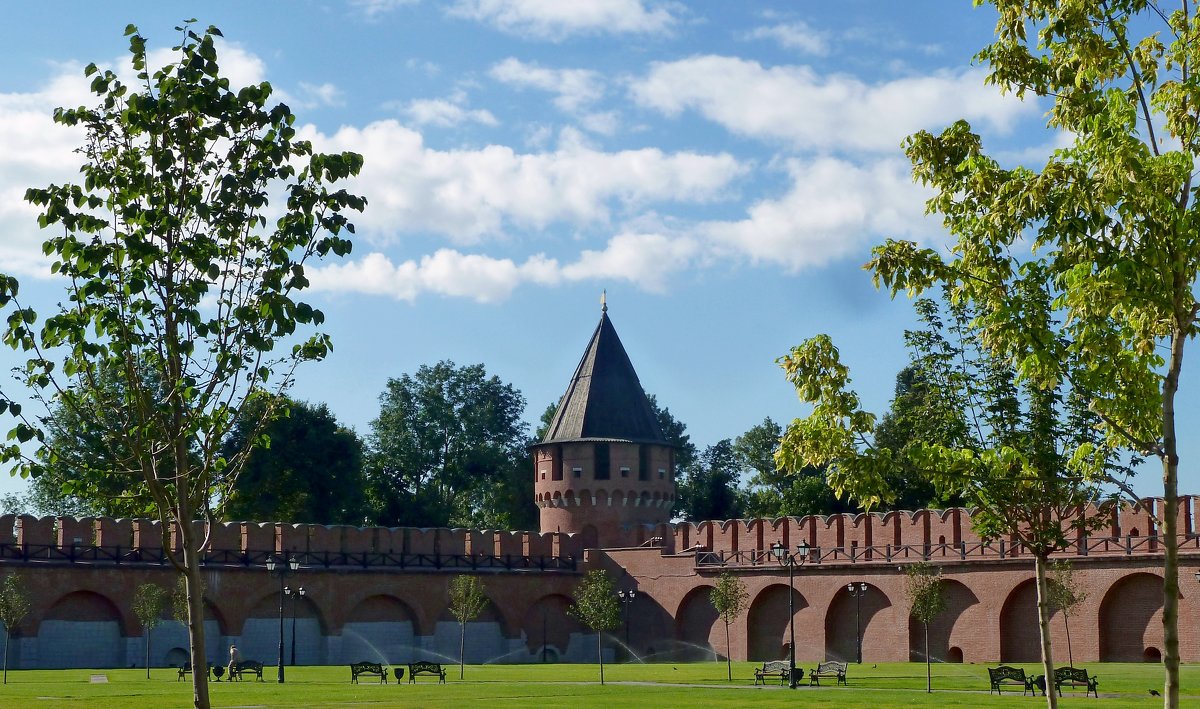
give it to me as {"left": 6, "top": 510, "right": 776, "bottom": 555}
{"left": 778, "top": 287, "right": 1124, "bottom": 709}
{"left": 904, "top": 562, "right": 946, "bottom": 694}
{"left": 734, "top": 417, "right": 848, "bottom": 518}
{"left": 862, "top": 4, "right": 1200, "bottom": 704}
{"left": 25, "top": 363, "right": 159, "bottom": 517}
{"left": 366, "top": 361, "right": 528, "bottom": 528}
{"left": 133, "top": 583, "right": 169, "bottom": 679}
{"left": 569, "top": 569, "right": 621, "bottom": 685}
{"left": 873, "top": 359, "right": 969, "bottom": 511}
{"left": 0, "top": 22, "right": 363, "bottom": 709}
{"left": 447, "top": 575, "right": 489, "bottom": 679}
{"left": 646, "top": 394, "right": 697, "bottom": 473}
{"left": 222, "top": 397, "right": 366, "bottom": 524}
{"left": 0, "top": 573, "right": 29, "bottom": 684}
{"left": 675, "top": 440, "right": 742, "bottom": 522}
{"left": 709, "top": 571, "right": 749, "bottom": 682}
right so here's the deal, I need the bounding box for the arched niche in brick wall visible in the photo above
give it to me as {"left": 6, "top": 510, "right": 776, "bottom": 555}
{"left": 40, "top": 590, "right": 123, "bottom": 668}
{"left": 672, "top": 584, "right": 718, "bottom": 661}
{"left": 907, "top": 579, "right": 978, "bottom": 663}
{"left": 746, "top": 582, "right": 809, "bottom": 662}
{"left": 824, "top": 582, "right": 891, "bottom": 664}
{"left": 1099, "top": 572, "right": 1165, "bottom": 662}
{"left": 342, "top": 594, "right": 417, "bottom": 665}
{"left": 998, "top": 579, "right": 1040, "bottom": 662}
{"left": 435, "top": 593, "right": 509, "bottom": 636}
{"left": 520, "top": 593, "right": 580, "bottom": 657}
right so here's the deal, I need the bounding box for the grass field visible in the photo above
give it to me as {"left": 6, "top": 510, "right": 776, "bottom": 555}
{"left": 0, "top": 662, "right": 1196, "bottom": 708}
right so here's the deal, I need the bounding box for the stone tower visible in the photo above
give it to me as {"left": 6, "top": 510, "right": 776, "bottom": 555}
{"left": 532, "top": 300, "right": 677, "bottom": 548}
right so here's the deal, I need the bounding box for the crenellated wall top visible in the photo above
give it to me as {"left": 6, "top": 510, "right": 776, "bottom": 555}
{"left": 0, "top": 495, "right": 1188, "bottom": 562}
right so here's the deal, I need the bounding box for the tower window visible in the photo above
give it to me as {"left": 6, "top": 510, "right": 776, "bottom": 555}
{"left": 638, "top": 445, "right": 650, "bottom": 481}
{"left": 572, "top": 467, "right": 582, "bottom": 478}
{"left": 658, "top": 468, "right": 666, "bottom": 479}
{"left": 595, "top": 443, "right": 610, "bottom": 480}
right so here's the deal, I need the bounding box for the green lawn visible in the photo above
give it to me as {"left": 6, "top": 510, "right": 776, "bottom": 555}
{"left": 0, "top": 662, "right": 1196, "bottom": 708}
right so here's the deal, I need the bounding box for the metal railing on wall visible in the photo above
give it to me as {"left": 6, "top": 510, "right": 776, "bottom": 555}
{"left": 0, "top": 543, "right": 577, "bottom": 573}
{"left": 693, "top": 533, "right": 1192, "bottom": 568}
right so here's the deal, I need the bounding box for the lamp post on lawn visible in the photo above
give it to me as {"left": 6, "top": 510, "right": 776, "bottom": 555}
{"left": 770, "top": 540, "right": 810, "bottom": 689}
{"left": 847, "top": 582, "right": 868, "bottom": 664}
{"left": 617, "top": 588, "right": 636, "bottom": 657}
{"left": 285, "top": 586, "right": 305, "bottom": 666}
{"left": 266, "top": 555, "right": 300, "bottom": 683}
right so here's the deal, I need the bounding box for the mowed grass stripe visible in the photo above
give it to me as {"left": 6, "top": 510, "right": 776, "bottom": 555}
{"left": 0, "top": 662, "right": 1192, "bottom": 707}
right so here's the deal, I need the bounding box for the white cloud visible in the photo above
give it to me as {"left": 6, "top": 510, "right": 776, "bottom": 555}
{"left": 578, "top": 111, "right": 619, "bottom": 136}
{"left": 307, "top": 229, "right": 700, "bottom": 301}
{"left": 349, "top": 0, "right": 418, "bottom": 19}
{"left": 745, "top": 22, "right": 829, "bottom": 55}
{"left": 630, "top": 55, "right": 1037, "bottom": 153}
{"left": 489, "top": 58, "right": 605, "bottom": 112}
{"left": 560, "top": 231, "right": 697, "bottom": 291}
{"left": 299, "top": 82, "right": 345, "bottom": 107}
{"left": 702, "top": 157, "right": 935, "bottom": 271}
{"left": 301, "top": 121, "right": 746, "bottom": 244}
{"left": 0, "top": 68, "right": 92, "bottom": 278}
{"left": 447, "top": 0, "right": 678, "bottom": 40}
{"left": 401, "top": 97, "right": 499, "bottom": 127}
{"left": 308, "top": 249, "right": 560, "bottom": 302}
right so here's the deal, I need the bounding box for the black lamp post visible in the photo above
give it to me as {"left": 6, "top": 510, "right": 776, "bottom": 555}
{"left": 846, "top": 582, "right": 868, "bottom": 664}
{"left": 770, "top": 540, "right": 810, "bottom": 689}
{"left": 617, "top": 588, "right": 637, "bottom": 655}
{"left": 266, "top": 555, "right": 300, "bottom": 683}
{"left": 285, "top": 586, "right": 305, "bottom": 666}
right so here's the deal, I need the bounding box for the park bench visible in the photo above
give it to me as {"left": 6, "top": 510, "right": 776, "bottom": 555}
{"left": 229, "top": 660, "right": 264, "bottom": 681}
{"left": 988, "top": 665, "right": 1034, "bottom": 695}
{"left": 408, "top": 660, "right": 446, "bottom": 684}
{"left": 350, "top": 661, "right": 389, "bottom": 683}
{"left": 809, "top": 660, "right": 848, "bottom": 686}
{"left": 753, "top": 660, "right": 790, "bottom": 685}
{"left": 177, "top": 662, "right": 209, "bottom": 681}
{"left": 1053, "top": 666, "right": 1098, "bottom": 698}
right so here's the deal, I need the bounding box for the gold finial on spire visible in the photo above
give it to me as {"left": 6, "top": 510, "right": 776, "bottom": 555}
{"left": 601, "top": 289, "right": 607, "bottom": 313}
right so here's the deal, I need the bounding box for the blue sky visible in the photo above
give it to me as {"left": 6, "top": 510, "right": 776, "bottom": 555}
{"left": 0, "top": 1, "right": 1190, "bottom": 503}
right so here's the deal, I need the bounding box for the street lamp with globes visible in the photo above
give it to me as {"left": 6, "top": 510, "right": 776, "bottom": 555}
{"left": 847, "top": 582, "right": 868, "bottom": 664}
{"left": 265, "top": 555, "right": 300, "bottom": 683}
{"left": 770, "top": 540, "right": 810, "bottom": 689}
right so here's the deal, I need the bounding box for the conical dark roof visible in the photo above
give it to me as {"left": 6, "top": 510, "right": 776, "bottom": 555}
{"left": 540, "top": 309, "right": 667, "bottom": 445}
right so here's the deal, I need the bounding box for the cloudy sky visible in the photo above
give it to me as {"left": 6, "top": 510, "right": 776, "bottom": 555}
{"left": 0, "top": 1, "right": 1190, "bottom": 502}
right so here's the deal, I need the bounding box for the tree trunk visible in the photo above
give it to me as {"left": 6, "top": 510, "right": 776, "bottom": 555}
{"left": 145, "top": 630, "right": 151, "bottom": 679}
{"left": 179, "top": 511, "right": 210, "bottom": 709}
{"left": 1160, "top": 326, "right": 1184, "bottom": 709}
{"left": 3, "top": 628, "right": 9, "bottom": 684}
{"left": 1034, "top": 553, "right": 1058, "bottom": 709}
{"left": 459, "top": 622, "right": 466, "bottom": 680}
{"left": 924, "top": 622, "right": 931, "bottom": 693}
{"left": 725, "top": 619, "right": 732, "bottom": 681}
{"left": 597, "top": 630, "right": 604, "bottom": 685}
{"left": 1062, "top": 611, "right": 1072, "bottom": 668}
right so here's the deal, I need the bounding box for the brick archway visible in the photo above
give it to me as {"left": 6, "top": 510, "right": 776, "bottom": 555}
{"left": 999, "top": 578, "right": 1039, "bottom": 662}
{"left": 1099, "top": 572, "right": 1164, "bottom": 662}
{"left": 674, "top": 585, "right": 718, "bottom": 660}
{"left": 825, "top": 583, "right": 890, "bottom": 663}
{"left": 342, "top": 594, "right": 416, "bottom": 665}
{"left": 746, "top": 583, "right": 808, "bottom": 661}
{"left": 41, "top": 590, "right": 124, "bottom": 668}
{"left": 521, "top": 594, "right": 580, "bottom": 660}
{"left": 908, "top": 578, "right": 978, "bottom": 662}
